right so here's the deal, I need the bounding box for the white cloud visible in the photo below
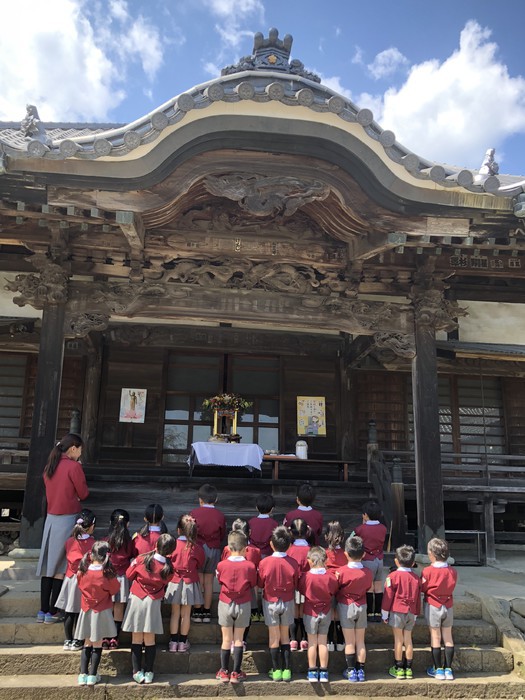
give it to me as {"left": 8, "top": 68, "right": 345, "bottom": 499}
{"left": 0, "top": 0, "right": 170, "bottom": 122}
{"left": 376, "top": 21, "right": 525, "bottom": 169}
{"left": 352, "top": 46, "right": 363, "bottom": 65}
{"left": 367, "top": 47, "right": 408, "bottom": 80}
{"left": 201, "top": 0, "right": 264, "bottom": 52}
{"left": 317, "top": 74, "right": 353, "bottom": 101}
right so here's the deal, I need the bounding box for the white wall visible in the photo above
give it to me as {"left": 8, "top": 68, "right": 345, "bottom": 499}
{"left": 459, "top": 300, "right": 525, "bottom": 345}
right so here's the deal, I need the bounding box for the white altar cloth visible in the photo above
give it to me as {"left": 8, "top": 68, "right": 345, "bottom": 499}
{"left": 189, "top": 442, "right": 264, "bottom": 473}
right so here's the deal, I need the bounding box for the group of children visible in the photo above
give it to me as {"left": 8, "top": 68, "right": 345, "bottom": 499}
{"left": 43, "top": 482, "right": 458, "bottom": 687}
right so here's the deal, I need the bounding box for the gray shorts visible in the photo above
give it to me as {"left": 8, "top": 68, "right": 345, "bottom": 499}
{"left": 303, "top": 612, "right": 332, "bottom": 636}
{"left": 217, "top": 599, "right": 250, "bottom": 628}
{"left": 337, "top": 602, "right": 367, "bottom": 630}
{"left": 425, "top": 603, "right": 454, "bottom": 629}
{"left": 202, "top": 545, "right": 221, "bottom": 574}
{"left": 389, "top": 611, "right": 416, "bottom": 630}
{"left": 262, "top": 598, "right": 295, "bottom": 627}
{"left": 362, "top": 558, "right": 383, "bottom": 583}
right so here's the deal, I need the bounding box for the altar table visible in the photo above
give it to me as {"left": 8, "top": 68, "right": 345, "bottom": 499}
{"left": 188, "top": 442, "right": 264, "bottom": 476}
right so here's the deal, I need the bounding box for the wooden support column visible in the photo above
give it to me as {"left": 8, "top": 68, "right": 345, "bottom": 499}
{"left": 81, "top": 333, "right": 103, "bottom": 464}
{"left": 411, "top": 293, "right": 445, "bottom": 553}
{"left": 20, "top": 302, "right": 66, "bottom": 548}
{"left": 484, "top": 495, "right": 497, "bottom": 565}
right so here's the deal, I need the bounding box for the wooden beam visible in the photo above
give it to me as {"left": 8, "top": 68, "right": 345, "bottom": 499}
{"left": 116, "top": 210, "right": 145, "bottom": 253}
{"left": 349, "top": 232, "right": 407, "bottom": 261}
{"left": 345, "top": 335, "right": 375, "bottom": 367}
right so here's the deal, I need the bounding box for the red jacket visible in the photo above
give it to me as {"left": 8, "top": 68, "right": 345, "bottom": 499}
{"left": 354, "top": 522, "right": 387, "bottom": 561}
{"left": 326, "top": 547, "right": 347, "bottom": 570}
{"left": 421, "top": 564, "right": 458, "bottom": 609}
{"left": 77, "top": 567, "right": 120, "bottom": 613}
{"left": 283, "top": 508, "right": 323, "bottom": 544}
{"left": 258, "top": 553, "right": 299, "bottom": 603}
{"left": 64, "top": 535, "right": 95, "bottom": 578}
{"left": 335, "top": 563, "right": 373, "bottom": 606}
{"left": 287, "top": 541, "right": 310, "bottom": 574}
{"left": 222, "top": 544, "right": 261, "bottom": 568}
{"left": 299, "top": 569, "right": 339, "bottom": 616}
{"left": 248, "top": 516, "right": 279, "bottom": 556}
{"left": 126, "top": 555, "right": 171, "bottom": 600}
{"left": 44, "top": 456, "right": 89, "bottom": 515}
{"left": 382, "top": 568, "right": 422, "bottom": 615}
{"left": 133, "top": 529, "right": 162, "bottom": 556}
{"left": 170, "top": 538, "right": 205, "bottom": 584}
{"left": 216, "top": 557, "right": 257, "bottom": 604}
{"left": 189, "top": 506, "right": 226, "bottom": 549}
{"left": 106, "top": 538, "right": 137, "bottom": 577}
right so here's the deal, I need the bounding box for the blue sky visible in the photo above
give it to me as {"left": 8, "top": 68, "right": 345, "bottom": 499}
{"left": 1, "top": 0, "right": 525, "bottom": 175}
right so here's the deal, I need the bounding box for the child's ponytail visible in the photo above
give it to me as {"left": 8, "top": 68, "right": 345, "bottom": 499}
{"left": 324, "top": 520, "right": 345, "bottom": 550}
{"left": 178, "top": 514, "right": 198, "bottom": 548}
{"left": 107, "top": 508, "right": 132, "bottom": 552}
{"left": 72, "top": 508, "right": 96, "bottom": 539}
{"left": 79, "top": 540, "right": 116, "bottom": 578}
{"left": 139, "top": 503, "right": 167, "bottom": 537}
{"left": 144, "top": 533, "right": 176, "bottom": 579}
{"left": 289, "top": 517, "right": 309, "bottom": 541}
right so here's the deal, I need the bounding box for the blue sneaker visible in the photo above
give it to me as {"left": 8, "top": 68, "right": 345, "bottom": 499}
{"left": 307, "top": 669, "right": 319, "bottom": 682}
{"left": 36, "top": 610, "right": 45, "bottom": 623}
{"left": 344, "top": 668, "right": 358, "bottom": 682}
{"left": 427, "top": 666, "right": 445, "bottom": 680}
{"left": 444, "top": 667, "right": 454, "bottom": 681}
{"left": 77, "top": 674, "right": 88, "bottom": 686}
{"left": 319, "top": 670, "right": 329, "bottom": 683}
{"left": 357, "top": 668, "right": 365, "bottom": 682}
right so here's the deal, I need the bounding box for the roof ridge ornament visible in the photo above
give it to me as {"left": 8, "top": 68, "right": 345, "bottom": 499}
{"left": 221, "top": 28, "right": 321, "bottom": 83}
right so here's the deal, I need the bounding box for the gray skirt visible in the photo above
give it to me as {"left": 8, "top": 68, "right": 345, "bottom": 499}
{"left": 75, "top": 608, "right": 117, "bottom": 642}
{"left": 122, "top": 594, "right": 164, "bottom": 635}
{"left": 164, "top": 581, "right": 203, "bottom": 606}
{"left": 55, "top": 575, "right": 81, "bottom": 613}
{"left": 112, "top": 575, "right": 131, "bottom": 604}
{"left": 36, "top": 513, "right": 77, "bottom": 577}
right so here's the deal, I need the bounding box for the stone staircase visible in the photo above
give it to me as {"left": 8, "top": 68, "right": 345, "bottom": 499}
{"left": 0, "top": 579, "right": 524, "bottom": 699}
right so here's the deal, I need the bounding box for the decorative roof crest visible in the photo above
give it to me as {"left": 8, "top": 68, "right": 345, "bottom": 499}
{"left": 221, "top": 28, "right": 320, "bottom": 83}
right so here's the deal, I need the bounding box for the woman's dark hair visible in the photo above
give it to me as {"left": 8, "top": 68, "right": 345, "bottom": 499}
{"left": 289, "top": 517, "right": 310, "bottom": 541}
{"left": 177, "top": 514, "right": 198, "bottom": 548}
{"left": 72, "top": 508, "right": 96, "bottom": 539}
{"left": 44, "top": 433, "right": 83, "bottom": 479}
{"left": 78, "top": 540, "right": 116, "bottom": 578}
{"left": 324, "top": 520, "right": 345, "bottom": 550}
{"left": 143, "top": 533, "right": 176, "bottom": 579}
{"left": 107, "top": 509, "right": 132, "bottom": 552}
{"left": 139, "top": 504, "right": 167, "bottom": 537}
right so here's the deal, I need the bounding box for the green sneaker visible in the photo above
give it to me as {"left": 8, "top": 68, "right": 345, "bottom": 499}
{"left": 405, "top": 668, "right": 413, "bottom": 679}
{"left": 282, "top": 669, "right": 292, "bottom": 682}
{"left": 389, "top": 665, "right": 405, "bottom": 679}
{"left": 269, "top": 669, "right": 283, "bottom": 681}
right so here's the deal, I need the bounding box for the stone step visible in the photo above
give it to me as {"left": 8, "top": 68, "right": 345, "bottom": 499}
{"left": 0, "top": 615, "right": 497, "bottom": 646}
{"left": 0, "top": 642, "right": 512, "bottom": 676}
{"left": 0, "top": 672, "right": 522, "bottom": 699}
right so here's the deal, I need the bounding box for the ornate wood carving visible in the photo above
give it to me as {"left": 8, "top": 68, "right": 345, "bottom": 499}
{"left": 5, "top": 254, "right": 69, "bottom": 309}
{"left": 412, "top": 289, "right": 467, "bottom": 332}
{"left": 373, "top": 331, "right": 416, "bottom": 359}
{"left": 66, "top": 312, "right": 110, "bottom": 338}
{"left": 203, "top": 173, "right": 330, "bottom": 217}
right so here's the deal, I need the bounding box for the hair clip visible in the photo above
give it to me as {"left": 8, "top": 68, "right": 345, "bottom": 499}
{"left": 76, "top": 518, "right": 83, "bottom": 524}
{"left": 56, "top": 441, "right": 61, "bottom": 447}
{"left": 118, "top": 515, "right": 124, "bottom": 520}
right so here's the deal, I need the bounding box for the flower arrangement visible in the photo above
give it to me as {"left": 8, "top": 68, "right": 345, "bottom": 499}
{"left": 201, "top": 393, "right": 252, "bottom": 414}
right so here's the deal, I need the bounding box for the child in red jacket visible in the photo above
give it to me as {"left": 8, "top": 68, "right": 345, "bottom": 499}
{"left": 55, "top": 508, "right": 96, "bottom": 651}
{"left": 422, "top": 538, "right": 458, "bottom": 681}
{"left": 122, "top": 533, "right": 176, "bottom": 685}
{"left": 75, "top": 540, "right": 120, "bottom": 687}
{"left": 381, "top": 544, "right": 422, "bottom": 680}
{"left": 299, "top": 546, "right": 339, "bottom": 683}
{"left": 287, "top": 518, "right": 311, "bottom": 651}
{"left": 335, "top": 535, "right": 373, "bottom": 682}
{"left": 133, "top": 503, "right": 167, "bottom": 555}
{"left": 354, "top": 501, "right": 387, "bottom": 622}
{"left": 283, "top": 483, "right": 323, "bottom": 545}
{"left": 324, "top": 520, "right": 346, "bottom": 652}
{"left": 248, "top": 493, "right": 279, "bottom": 558}
{"left": 258, "top": 525, "right": 299, "bottom": 682}
{"left": 165, "top": 514, "right": 205, "bottom": 653}
{"left": 215, "top": 530, "right": 257, "bottom": 684}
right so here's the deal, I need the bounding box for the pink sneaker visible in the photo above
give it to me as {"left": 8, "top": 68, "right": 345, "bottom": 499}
{"left": 168, "top": 641, "right": 178, "bottom": 653}
{"left": 300, "top": 640, "right": 309, "bottom": 651}
{"left": 290, "top": 640, "right": 299, "bottom": 651}
{"left": 178, "top": 641, "right": 190, "bottom": 652}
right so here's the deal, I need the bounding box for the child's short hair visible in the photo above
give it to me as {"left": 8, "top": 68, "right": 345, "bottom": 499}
{"left": 307, "top": 545, "right": 327, "bottom": 567}
{"left": 345, "top": 535, "right": 364, "bottom": 560}
{"left": 256, "top": 493, "right": 275, "bottom": 514}
{"left": 271, "top": 525, "right": 292, "bottom": 552}
{"left": 427, "top": 537, "right": 449, "bottom": 562}
{"left": 231, "top": 518, "right": 249, "bottom": 538}
{"left": 297, "top": 483, "right": 315, "bottom": 507}
{"left": 396, "top": 544, "right": 416, "bottom": 568}
{"left": 198, "top": 483, "right": 218, "bottom": 504}
{"left": 228, "top": 530, "right": 247, "bottom": 553}
{"left": 362, "top": 500, "right": 382, "bottom": 520}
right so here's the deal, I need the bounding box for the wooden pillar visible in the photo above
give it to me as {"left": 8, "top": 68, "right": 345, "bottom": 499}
{"left": 20, "top": 302, "right": 66, "bottom": 548}
{"left": 484, "top": 495, "right": 497, "bottom": 564}
{"left": 81, "top": 333, "right": 103, "bottom": 464}
{"left": 411, "top": 301, "right": 445, "bottom": 553}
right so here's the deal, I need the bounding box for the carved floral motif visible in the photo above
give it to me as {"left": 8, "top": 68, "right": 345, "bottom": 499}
{"left": 373, "top": 332, "right": 416, "bottom": 359}
{"left": 67, "top": 312, "right": 109, "bottom": 337}
{"left": 5, "top": 254, "right": 69, "bottom": 309}
{"left": 413, "top": 289, "right": 467, "bottom": 331}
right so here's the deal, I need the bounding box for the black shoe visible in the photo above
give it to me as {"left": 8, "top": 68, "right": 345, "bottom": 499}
{"left": 70, "top": 639, "right": 84, "bottom": 651}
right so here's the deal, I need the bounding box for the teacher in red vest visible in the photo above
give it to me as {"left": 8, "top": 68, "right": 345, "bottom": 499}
{"left": 36, "top": 433, "right": 89, "bottom": 624}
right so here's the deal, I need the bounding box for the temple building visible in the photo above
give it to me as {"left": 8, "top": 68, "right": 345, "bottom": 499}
{"left": 1, "top": 29, "right": 525, "bottom": 557}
